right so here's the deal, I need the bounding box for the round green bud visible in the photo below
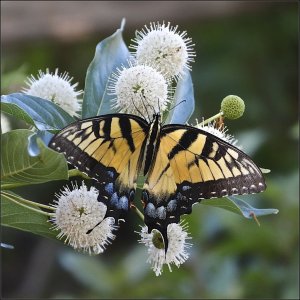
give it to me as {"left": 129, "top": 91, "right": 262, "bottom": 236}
{"left": 152, "top": 230, "right": 165, "bottom": 249}
{"left": 220, "top": 95, "right": 245, "bottom": 120}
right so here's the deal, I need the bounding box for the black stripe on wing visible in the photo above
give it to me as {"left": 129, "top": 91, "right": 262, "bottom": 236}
{"left": 143, "top": 123, "right": 266, "bottom": 240}
{"left": 49, "top": 113, "right": 149, "bottom": 223}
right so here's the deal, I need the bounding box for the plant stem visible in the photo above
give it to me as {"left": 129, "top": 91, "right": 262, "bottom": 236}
{"left": 201, "top": 111, "right": 223, "bottom": 126}
{"left": 130, "top": 204, "right": 144, "bottom": 221}
{"left": 1, "top": 191, "right": 55, "bottom": 212}
{"left": 3, "top": 193, "right": 54, "bottom": 217}
{"left": 1, "top": 183, "right": 28, "bottom": 190}
{"left": 250, "top": 211, "right": 261, "bottom": 227}
{"left": 68, "top": 169, "right": 91, "bottom": 179}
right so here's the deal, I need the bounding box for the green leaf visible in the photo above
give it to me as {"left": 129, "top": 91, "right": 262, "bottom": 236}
{"left": 166, "top": 71, "right": 195, "bottom": 124}
{"left": 1, "top": 129, "right": 68, "bottom": 188}
{"left": 82, "top": 18, "right": 130, "bottom": 118}
{"left": 1, "top": 93, "right": 75, "bottom": 132}
{"left": 201, "top": 195, "right": 279, "bottom": 219}
{"left": 1, "top": 191, "right": 56, "bottom": 239}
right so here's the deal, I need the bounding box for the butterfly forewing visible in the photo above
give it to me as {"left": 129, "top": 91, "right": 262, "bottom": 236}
{"left": 142, "top": 124, "right": 266, "bottom": 233}
{"left": 49, "top": 112, "right": 266, "bottom": 241}
{"left": 49, "top": 114, "right": 149, "bottom": 221}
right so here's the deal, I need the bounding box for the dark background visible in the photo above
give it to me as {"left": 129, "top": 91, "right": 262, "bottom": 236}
{"left": 1, "top": 1, "right": 299, "bottom": 299}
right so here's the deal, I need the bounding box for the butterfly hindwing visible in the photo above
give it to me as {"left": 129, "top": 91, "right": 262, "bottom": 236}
{"left": 50, "top": 112, "right": 266, "bottom": 243}
{"left": 49, "top": 114, "right": 149, "bottom": 221}
{"left": 142, "top": 124, "right": 266, "bottom": 234}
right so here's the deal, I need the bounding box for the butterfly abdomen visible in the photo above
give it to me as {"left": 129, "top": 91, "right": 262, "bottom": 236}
{"left": 142, "top": 114, "right": 161, "bottom": 176}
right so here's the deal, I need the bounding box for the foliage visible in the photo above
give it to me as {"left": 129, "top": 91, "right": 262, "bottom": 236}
{"left": 1, "top": 5, "right": 298, "bottom": 299}
{"left": 0, "top": 20, "right": 277, "bottom": 240}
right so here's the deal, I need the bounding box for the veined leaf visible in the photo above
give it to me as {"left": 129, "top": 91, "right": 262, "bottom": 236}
{"left": 1, "top": 191, "right": 56, "bottom": 239}
{"left": 1, "top": 93, "right": 75, "bottom": 132}
{"left": 166, "top": 71, "right": 195, "bottom": 124}
{"left": 202, "top": 195, "right": 279, "bottom": 219}
{"left": 1, "top": 129, "right": 68, "bottom": 188}
{"left": 82, "top": 18, "right": 130, "bottom": 118}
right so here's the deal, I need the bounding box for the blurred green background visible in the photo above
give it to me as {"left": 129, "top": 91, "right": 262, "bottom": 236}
{"left": 1, "top": 1, "right": 298, "bottom": 299}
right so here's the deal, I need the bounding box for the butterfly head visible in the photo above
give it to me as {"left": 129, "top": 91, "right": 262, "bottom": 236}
{"left": 152, "top": 113, "right": 162, "bottom": 124}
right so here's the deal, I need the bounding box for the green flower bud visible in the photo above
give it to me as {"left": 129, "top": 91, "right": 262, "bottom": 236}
{"left": 152, "top": 230, "right": 165, "bottom": 249}
{"left": 220, "top": 95, "right": 245, "bottom": 120}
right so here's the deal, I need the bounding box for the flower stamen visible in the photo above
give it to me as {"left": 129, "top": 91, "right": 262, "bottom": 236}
{"left": 130, "top": 21, "right": 195, "bottom": 80}
{"left": 51, "top": 181, "right": 117, "bottom": 255}
{"left": 108, "top": 62, "right": 172, "bottom": 118}
{"left": 23, "top": 68, "right": 82, "bottom": 117}
{"left": 139, "top": 221, "right": 192, "bottom": 276}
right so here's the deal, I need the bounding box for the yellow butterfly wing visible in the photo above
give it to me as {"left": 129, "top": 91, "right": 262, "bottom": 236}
{"left": 49, "top": 114, "right": 148, "bottom": 220}
{"left": 142, "top": 124, "right": 266, "bottom": 234}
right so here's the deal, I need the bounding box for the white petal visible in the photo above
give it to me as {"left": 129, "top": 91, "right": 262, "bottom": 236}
{"left": 23, "top": 68, "right": 82, "bottom": 117}
{"left": 130, "top": 22, "right": 195, "bottom": 80}
{"left": 108, "top": 63, "right": 172, "bottom": 118}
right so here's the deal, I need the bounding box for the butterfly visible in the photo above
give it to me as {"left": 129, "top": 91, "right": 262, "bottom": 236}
{"left": 49, "top": 113, "right": 266, "bottom": 247}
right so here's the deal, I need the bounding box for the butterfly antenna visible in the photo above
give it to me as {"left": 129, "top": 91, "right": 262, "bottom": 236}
{"left": 168, "top": 99, "right": 186, "bottom": 112}
{"left": 161, "top": 99, "right": 186, "bottom": 126}
{"left": 131, "top": 97, "right": 147, "bottom": 119}
{"left": 140, "top": 93, "right": 152, "bottom": 121}
{"left": 157, "top": 97, "right": 161, "bottom": 114}
{"left": 148, "top": 101, "right": 156, "bottom": 115}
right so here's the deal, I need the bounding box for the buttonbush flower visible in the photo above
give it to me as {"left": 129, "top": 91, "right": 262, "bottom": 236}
{"left": 195, "top": 120, "right": 240, "bottom": 148}
{"left": 130, "top": 22, "right": 195, "bottom": 80}
{"left": 221, "top": 95, "right": 245, "bottom": 120}
{"left": 51, "top": 182, "right": 117, "bottom": 254}
{"left": 139, "top": 222, "right": 192, "bottom": 276}
{"left": 23, "top": 68, "right": 82, "bottom": 117}
{"left": 108, "top": 63, "right": 171, "bottom": 118}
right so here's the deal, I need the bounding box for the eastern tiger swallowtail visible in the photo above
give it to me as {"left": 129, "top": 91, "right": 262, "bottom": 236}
{"left": 49, "top": 113, "right": 266, "bottom": 247}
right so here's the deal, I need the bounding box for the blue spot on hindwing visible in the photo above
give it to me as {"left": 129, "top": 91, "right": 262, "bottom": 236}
{"left": 118, "top": 196, "right": 128, "bottom": 210}
{"left": 105, "top": 182, "right": 114, "bottom": 195}
{"left": 145, "top": 203, "right": 156, "bottom": 218}
{"left": 107, "top": 170, "right": 114, "bottom": 178}
{"left": 157, "top": 206, "right": 166, "bottom": 219}
{"left": 111, "top": 192, "right": 119, "bottom": 207}
{"left": 182, "top": 185, "right": 191, "bottom": 191}
{"left": 142, "top": 191, "right": 149, "bottom": 202}
{"left": 167, "top": 199, "right": 177, "bottom": 212}
{"left": 109, "top": 192, "right": 128, "bottom": 211}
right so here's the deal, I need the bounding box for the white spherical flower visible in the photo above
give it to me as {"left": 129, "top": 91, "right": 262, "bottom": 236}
{"left": 51, "top": 182, "right": 117, "bottom": 255}
{"left": 130, "top": 22, "right": 195, "bottom": 80}
{"left": 139, "top": 222, "right": 192, "bottom": 276}
{"left": 23, "top": 68, "right": 82, "bottom": 117}
{"left": 195, "top": 120, "right": 240, "bottom": 148}
{"left": 108, "top": 64, "right": 171, "bottom": 118}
